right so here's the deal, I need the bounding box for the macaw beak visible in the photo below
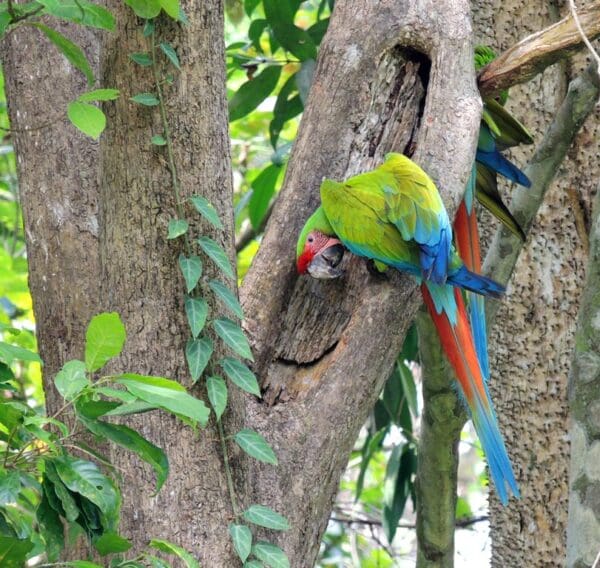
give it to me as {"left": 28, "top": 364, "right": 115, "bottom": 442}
{"left": 307, "top": 241, "right": 345, "bottom": 280}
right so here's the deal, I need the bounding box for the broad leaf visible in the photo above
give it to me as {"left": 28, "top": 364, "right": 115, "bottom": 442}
{"left": 130, "top": 52, "right": 153, "bottom": 66}
{"left": 229, "top": 523, "right": 252, "bottom": 562}
{"left": 251, "top": 541, "right": 290, "bottom": 568}
{"left": 213, "top": 318, "right": 253, "bottom": 361}
{"left": 85, "top": 312, "right": 126, "bottom": 373}
{"left": 234, "top": 429, "right": 277, "bottom": 465}
{"left": 229, "top": 65, "right": 281, "bottom": 122}
{"left": 131, "top": 93, "right": 160, "bottom": 106}
{"left": 167, "top": 218, "right": 188, "bottom": 239}
{"left": 198, "top": 236, "right": 235, "bottom": 279}
{"left": 220, "top": 357, "right": 260, "bottom": 396}
{"left": 208, "top": 280, "right": 243, "bottom": 319}
{"left": 160, "top": 0, "right": 180, "bottom": 18}
{"left": 206, "top": 376, "right": 227, "bottom": 421}
{"left": 190, "top": 195, "right": 223, "bottom": 229}
{"left": 78, "top": 89, "right": 120, "bottom": 102}
{"left": 53, "top": 456, "right": 119, "bottom": 526}
{"left": 67, "top": 102, "right": 106, "bottom": 139}
{"left": 38, "top": 0, "right": 115, "bottom": 30}
{"left": 179, "top": 254, "right": 202, "bottom": 293}
{"left": 185, "top": 297, "right": 209, "bottom": 338}
{"left": 0, "top": 341, "right": 41, "bottom": 365}
{"left": 264, "top": 0, "right": 317, "bottom": 61}
{"left": 124, "top": 0, "right": 161, "bottom": 18}
{"left": 152, "top": 134, "right": 167, "bottom": 145}
{"left": 37, "top": 493, "right": 64, "bottom": 561}
{"left": 185, "top": 337, "right": 213, "bottom": 383}
{"left": 54, "top": 360, "right": 88, "bottom": 400}
{"left": 0, "top": 536, "right": 34, "bottom": 568}
{"left": 33, "top": 24, "right": 94, "bottom": 85}
{"left": 0, "top": 471, "right": 20, "bottom": 505}
{"left": 150, "top": 539, "right": 199, "bottom": 568}
{"left": 94, "top": 532, "right": 132, "bottom": 556}
{"left": 81, "top": 418, "right": 168, "bottom": 492}
{"left": 243, "top": 505, "right": 289, "bottom": 531}
{"left": 249, "top": 164, "right": 281, "bottom": 229}
{"left": 117, "top": 375, "right": 210, "bottom": 427}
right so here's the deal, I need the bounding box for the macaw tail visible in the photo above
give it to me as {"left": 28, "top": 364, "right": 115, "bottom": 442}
{"left": 422, "top": 284, "right": 519, "bottom": 505}
{"left": 454, "top": 200, "right": 490, "bottom": 380}
{"left": 476, "top": 149, "right": 531, "bottom": 188}
{"left": 447, "top": 265, "right": 505, "bottom": 299}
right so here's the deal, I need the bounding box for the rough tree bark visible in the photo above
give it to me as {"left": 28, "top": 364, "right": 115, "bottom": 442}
{"left": 473, "top": 0, "right": 600, "bottom": 565}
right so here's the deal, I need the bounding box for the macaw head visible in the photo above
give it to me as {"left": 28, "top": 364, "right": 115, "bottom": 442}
{"left": 296, "top": 206, "right": 345, "bottom": 279}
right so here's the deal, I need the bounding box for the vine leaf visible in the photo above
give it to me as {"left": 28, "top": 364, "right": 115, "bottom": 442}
{"left": 213, "top": 318, "right": 253, "bottom": 361}
{"left": 131, "top": 93, "right": 160, "bottom": 106}
{"left": 229, "top": 523, "right": 252, "bottom": 562}
{"left": 185, "top": 338, "right": 213, "bottom": 383}
{"left": 159, "top": 0, "right": 180, "bottom": 19}
{"left": 219, "top": 357, "right": 260, "bottom": 396}
{"left": 152, "top": 134, "right": 167, "bottom": 146}
{"left": 130, "top": 52, "right": 153, "bottom": 67}
{"left": 149, "top": 539, "right": 199, "bottom": 568}
{"left": 243, "top": 505, "right": 289, "bottom": 531}
{"left": 234, "top": 429, "right": 277, "bottom": 465}
{"left": 208, "top": 279, "right": 244, "bottom": 319}
{"left": 160, "top": 42, "right": 180, "bottom": 70}
{"left": 67, "top": 102, "right": 106, "bottom": 140}
{"left": 251, "top": 541, "right": 290, "bottom": 568}
{"left": 78, "top": 89, "right": 120, "bottom": 102}
{"left": 191, "top": 195, "right": 223, "bottom": 229}
{"left": 167, "top": 219, "right": 189, "bottom": 239}
{"left": 124, "top": 0, "right": 161, "bottom": 19}
{"left": 94, "top": 532, "right": 132, "bottom": 556}
{"left": 198, "top": 236, "right": 235, "bottom": 279}
{"left": 206, "top": 376, "right": 227, "bottom": 421}
{"left": 185, "top": 297, "right": 209, "bottom": 339}
{"left": 178, "top": 254, "right": 202, "bottom": 293}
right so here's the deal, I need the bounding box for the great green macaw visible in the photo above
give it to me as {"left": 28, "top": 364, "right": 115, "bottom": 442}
{"left": 296, "top": 153, "right": 519, "bottom": 504}
{"left": 455, "top": 45, "right": 534, "bottom": 380}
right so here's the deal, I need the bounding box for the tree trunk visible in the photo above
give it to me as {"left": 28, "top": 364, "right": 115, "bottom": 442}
{"left": 472, "top": 1, "right": 600, "bottom": 565}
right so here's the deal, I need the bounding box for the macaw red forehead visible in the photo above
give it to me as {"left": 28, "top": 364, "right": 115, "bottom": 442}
{"left": 297, "top": 231, "right": 338, "bottom": 274}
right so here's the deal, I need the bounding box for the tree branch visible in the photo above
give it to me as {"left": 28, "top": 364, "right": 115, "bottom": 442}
{"left": 478, "top": 2, "right": 600, "bottom": 97}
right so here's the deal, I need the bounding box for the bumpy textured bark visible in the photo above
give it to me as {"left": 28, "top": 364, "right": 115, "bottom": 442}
{"left": 568, "top": 189, "right": 600, "bottom": 568}
{"left": 473, "top": 1, "right": 600, "bottom": 565}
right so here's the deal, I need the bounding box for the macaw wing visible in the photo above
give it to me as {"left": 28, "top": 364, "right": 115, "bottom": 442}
{"left": 320, "top": 178, "right": 419, "bottom": 272}
{"left": 378, "top": 153, "right": 451, "bottom": 283}
{"left": 483, "top": 98, "right": 533, "bottom": 149}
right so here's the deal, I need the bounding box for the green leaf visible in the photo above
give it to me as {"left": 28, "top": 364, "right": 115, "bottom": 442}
{"left": 80, "top": 418, "right": 169, "bottom": 492}
{"left": 190, "top": 195, "right": 223, "bottom": 229}
{"left": 0, "top": 341, "right": 41, "bottom": 365}
{"left": 64, "top": 562, "right": 104, "bottom": 568}
{"left": 252, "top": 541, "right": 290, "bottom": 568}
{"left": 0, "top": 536, "right": 34, "bottom": 568}
{"left": 244, "top": 562, "right": 263, "bottom": 568}
{"left": 208, "top": 280, "right": 243, "bottom": 320}
{"left": 228, "top": 65, "right": 281, "bottom": 122}
{"left": 160, "top": 0, "right": 180, "bottom": 18}
{"left": 146, "top": 556, "right": 171, "bottom": 568}
{"left": 248, "top": 18, "right": 267, "bottom": 52}
{"left": 37, "top": 0, "right": 115, "bottom": 30}
{"left": 167, "top": 218, "right": 189, "bottom": 239}
{"left": 198, "top": 236, "right": 235, "bottom": 280}
{"left": 206, "top": 376, "right": 227, "bottom": 421}
{"left": 229, "top": 523, "right": 252, "bottom": 562}
{"left": 78, "top": 88, "right": 120, "bottom": 102}
{"left": 160, "top": 42, "right": 180, "bottom": 69}
{"left": 234, "top": 429, "right": 277, "bottom": 465}
{"left": 117, "top": 375, "right": 210, "bottom": 427}
{"left": 152, "top": 134, "right": 167, "bottom": 146}
{"left": 124, "top": 0, "right": 161, "bottom": 18}
{"left": 0, "top": 471, "right": 20, "bottom": 505}
{"left": 243, "top": 505, "right": 289, "bottom": 531}
{"left": 179, "top": 254, "right": 202, "bottom": 293}
{"left": 263, "top": 0, "right": 317, "bottom": 61}
{"left": 185, "top": 337, "right": 213, "bottom": 383}
{"left": 220, "top": 357, "right": 260, "bottom": 396}
{"left": 150, "top": 539, "right": 199, "bottom": 568}
{"left": 213, "top": 318, "right": 253, "bottom": 361}
{"left": 270, "top": 75, "right": 302, "bottom": 148}
{"left": 249, "top": 164, "right": 281, "bottom": 229}
{"left": 131, "top": 93, "right": 160, "bottom": 106}
{"left": 130, "top": 52, "right": 153, "bottom": 66}
{"left": 244, "top": 0, "right": 261, "bottom": 16}
{"left": 43, "top": 463, "right": 79, "bottom": 521}
{"left": 67, "top": 101, "right": 106, "bottom": 139}
{"left": 143, "top": 19, "right": 155, "bottom": 36}
{"left": 94, "top": 532, "right": 132, "bottom": 556}
{"left": 37, "top": 492, "right": 64, "bottom": 561}
{"left": 54, "top": 360, "right": 88, "bottom": 400}
{"left": 53, "top": 456, "right": 119, "bottom": 526}
{"left": 85, "top": 312, "right": 126, "bottom": 373}
{"left": 33, "top": 24, "right": 94, "bottom": 85}
{"left": 185, "top": 297, "right": 209, "bottom": 339}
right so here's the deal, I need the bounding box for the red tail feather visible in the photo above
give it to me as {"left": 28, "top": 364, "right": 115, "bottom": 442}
{"left": 454, "top": 201, "right": 481, "bottom": 273}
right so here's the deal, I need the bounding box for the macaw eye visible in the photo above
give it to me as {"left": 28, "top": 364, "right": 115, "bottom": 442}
{"left": 307, "top": 236, "right": 314, "bottom": 243}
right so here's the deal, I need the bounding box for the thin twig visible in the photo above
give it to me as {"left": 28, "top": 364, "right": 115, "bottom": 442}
{"left": 235, "top": 199, "right": 276, "bottom": 252}
{"left": 568, "top": 0, "right": 600, "bottom": 89}
{"left": 330, "top": 514, "right": 488, "bottom": 530}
